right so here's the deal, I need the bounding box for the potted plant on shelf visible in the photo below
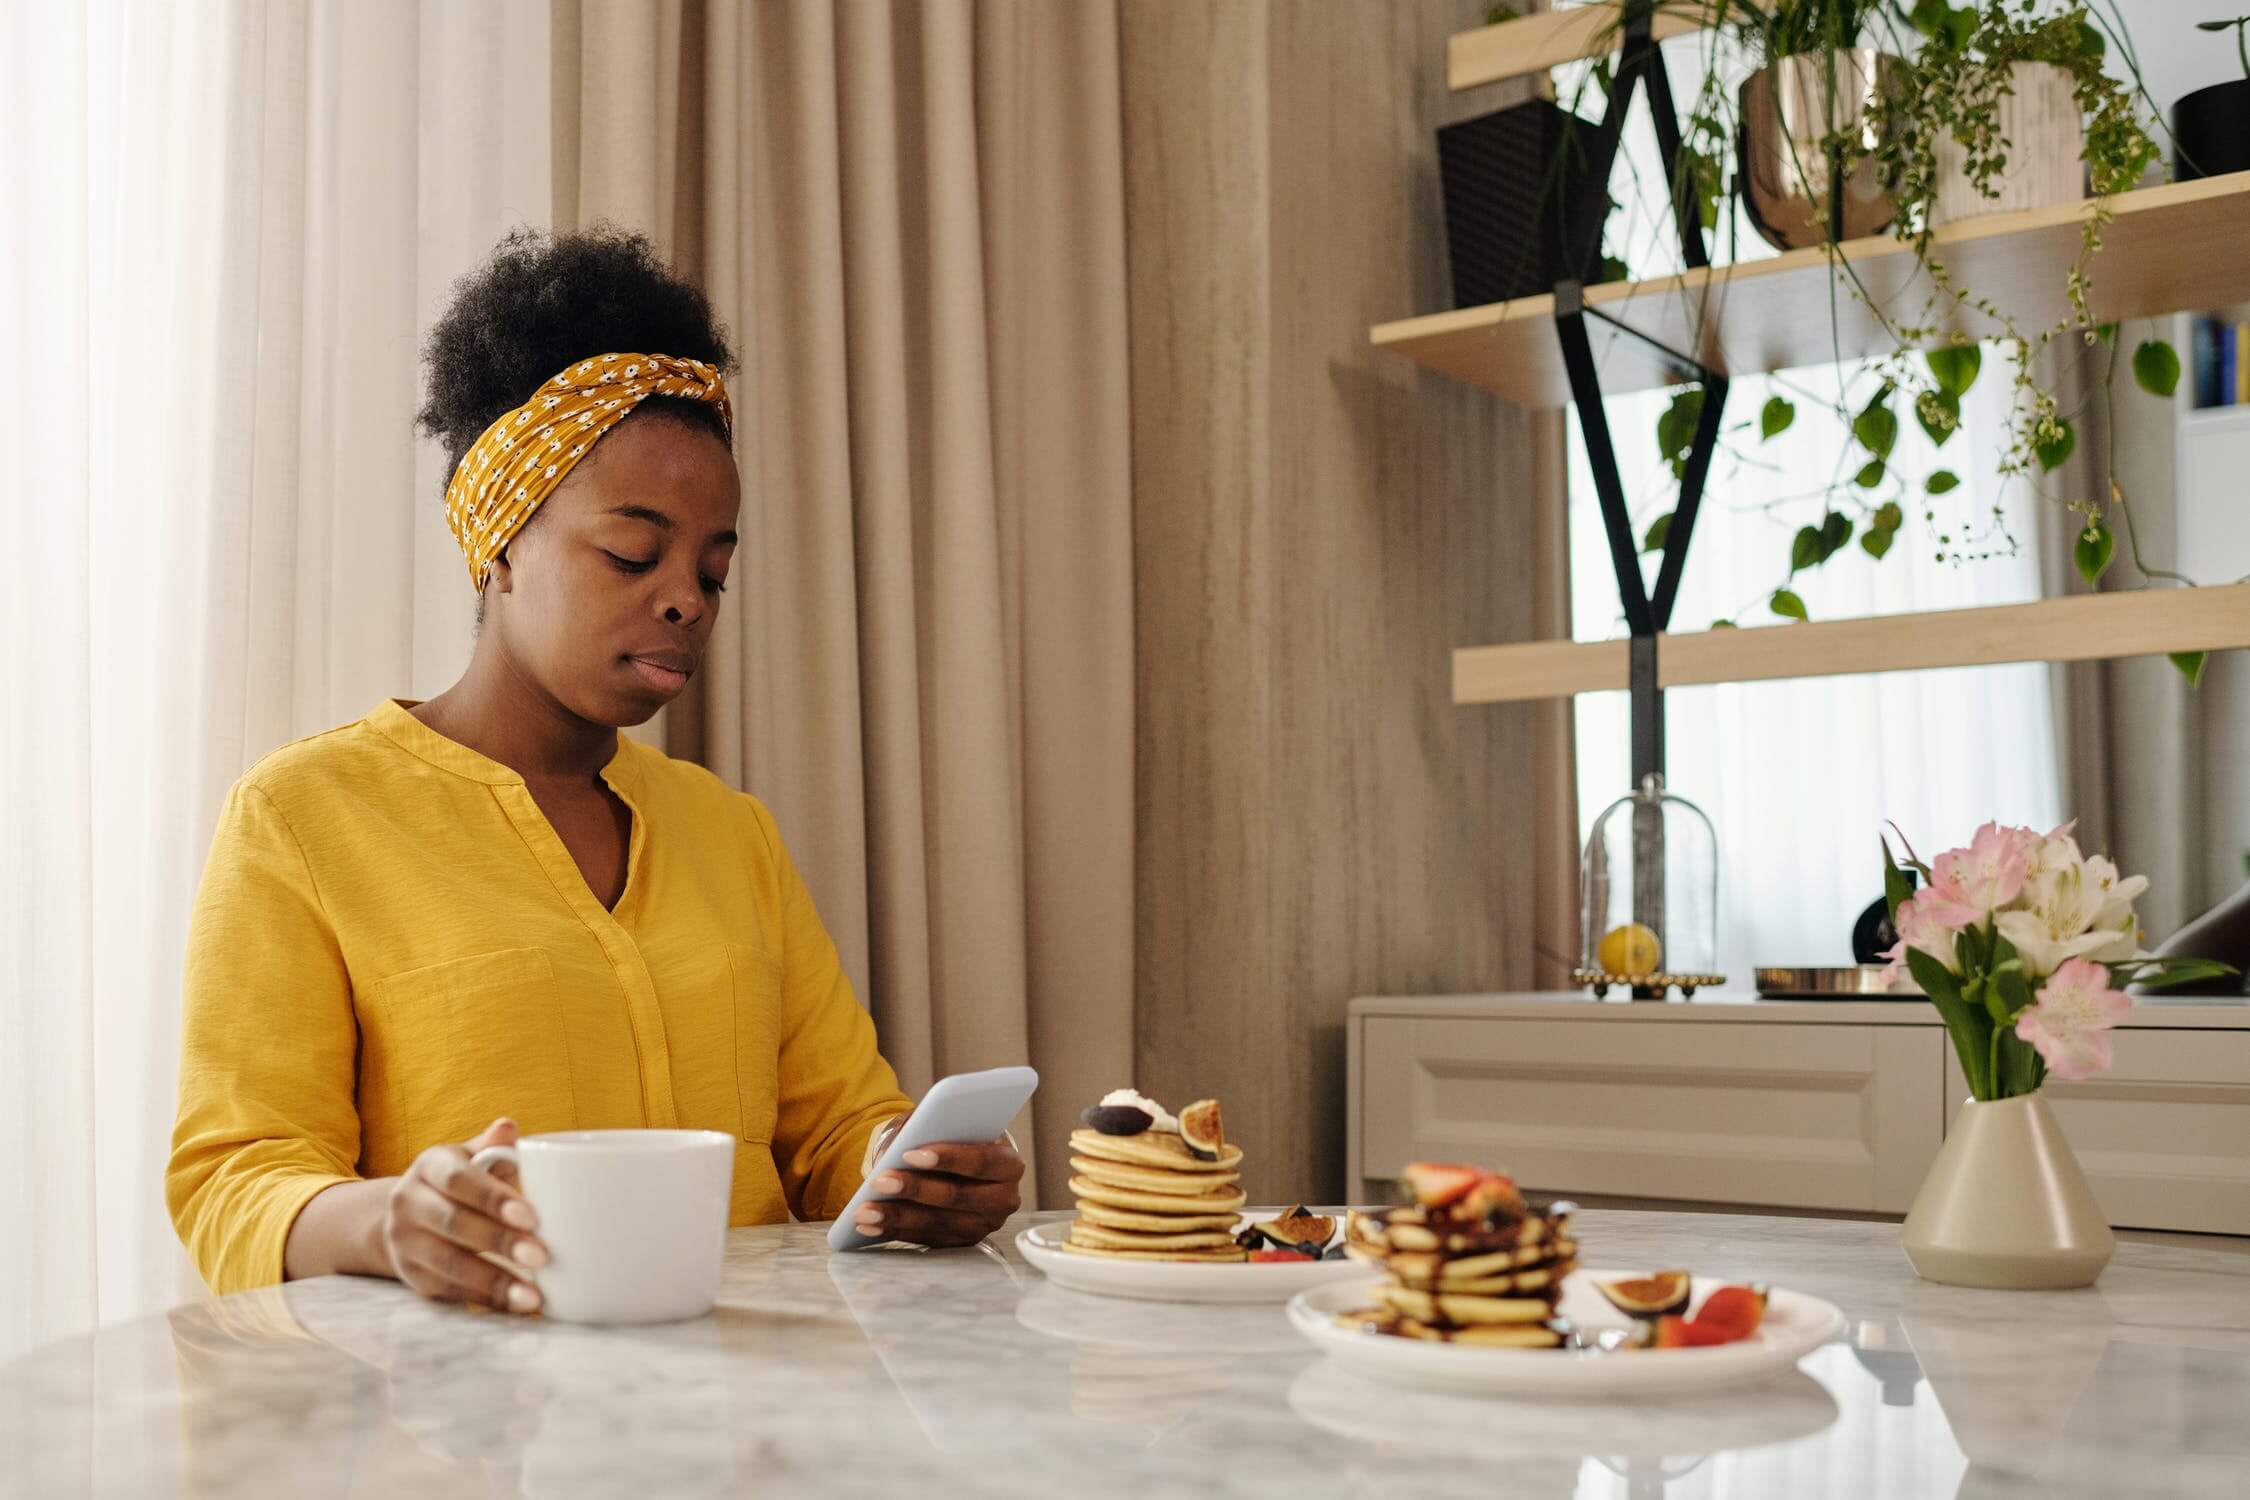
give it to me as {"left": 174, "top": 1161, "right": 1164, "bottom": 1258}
{"left": 1884, "top": 0, "right": 2150, "bottom": 227}
{"left": 1880, "top": 822, "right": 2233, "bottom": 1289}
{"left": 1733, "top": 0, "right": 1908, "bottom": 248}
{"left": 2173, "top": 14, "right": 2250, "bottom": 181}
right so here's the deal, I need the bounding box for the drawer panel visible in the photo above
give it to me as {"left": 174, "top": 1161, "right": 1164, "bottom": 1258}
{"left": 1360, "top": 1017, "right": 1944, "bottom": 1213}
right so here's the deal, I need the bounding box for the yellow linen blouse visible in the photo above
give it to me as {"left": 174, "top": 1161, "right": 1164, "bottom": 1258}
{"left": 168, "top": 699, "right": 912, "bottom": 1294}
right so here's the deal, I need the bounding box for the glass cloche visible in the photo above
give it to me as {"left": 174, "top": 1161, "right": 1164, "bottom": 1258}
{"left": 1575, "top": 773, "right": 1722, "bottom": 999}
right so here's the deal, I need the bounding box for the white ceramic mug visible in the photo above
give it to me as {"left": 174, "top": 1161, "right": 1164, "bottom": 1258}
{"left": 471, "top": 1129, "right": 735, "bottom": 1324}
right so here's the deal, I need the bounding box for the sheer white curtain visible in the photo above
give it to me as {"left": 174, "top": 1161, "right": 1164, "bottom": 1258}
{"left": 1558, "top": 35, "right": 2063, "bottom": 983}
{"left": 1, "top": 0, "right": 551, "bottom": 1362}
{"left": 1569, "top": 350, "right": 2065, "bottom": 980}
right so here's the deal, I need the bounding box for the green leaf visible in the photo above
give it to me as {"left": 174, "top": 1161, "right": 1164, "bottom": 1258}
{"left": 1820, "top": 511, "right": 1853, "bottom": 556}
{"left": 1770, "top": 588, "right": 1807, "bottom": 621}
{"left": 1760, "top": 396, "right": 1796, "bottom": 440}
{"left": 2076, "top": 20, "right": 2105, "bottom": 59}
{"left": 2171, "top": 650, "right": 2208, "bottom": 688}
{"left": 1916, "top": 389, "right": 1960, "bottom": 448}
{"left": 1908, "top": 947, "right": 1992, "bottom": 1099}
{"left": 1482, "top": 3, "right": 1519, "bottom": 24}
{"left": 1854, "top": 458, "right": 1886, "bottom": 488}
{"left": 2133, "top": 339, "right": 2181, "bottom": 398}
{"left": 2035, "top": 419, "right": 2076, "bottom": 472}
{"left": 1642, "top": 512, "right": 1673, "bottom": 554}
{"left": 1791, "top": 526, "right": 1822, "bottom": 571}
{"left": 2094, "top": 322, "right": 2119, "bottom": 345}
{"left": 1852, "top": 396, "right": 1898, "bottom": 459}
{"left": 1597, "top": 253, "right": 1630, "bottom": 284}
{"left": 1709, "top": 618, "right": 1736, "bottom": 629}
{"left": 2119, "top": 957, "right": 2238, "bottom": 990}
{"left": 1861, "top": 526, "right": 1895, "bottom": 559}
{"left": 1655, "top": 388, "right": 1704, "bottom": 477}
{"left": 1926, "top": 470, "right": 1960, "bottom": 495}
{"left": 1925, "top": 344, "right": 1981, "bottom": 397}
{"left": 2075, "top": 521, "right": 2116, "bottom": 585}
{"left": 1881, "top": 836, "right": 1914, "bottom": 923}
{"left": 2197, "top": 19, "right": 2239, "bottom": 31}
{"left": 1875, "top": 502, "right": 1903, "bottom": 531}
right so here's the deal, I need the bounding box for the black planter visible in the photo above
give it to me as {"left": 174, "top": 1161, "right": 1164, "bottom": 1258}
{"left": 1436, "top": 99, "right": 1606, "bottom": 309}
{"left": 2173, "top": 79, "right": 2250, "bottom": 182}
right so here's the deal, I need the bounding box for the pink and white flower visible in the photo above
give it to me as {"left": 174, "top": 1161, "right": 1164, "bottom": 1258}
{"left": 1920, "top": 821, "right": 2031, "bottom": 929}
{"left": 2014, "top": 957, "right": 2132, "bottom": 1080}
{"left": 1882, "top": 890, "right": 1962, "bottom": 987}
{"left": 1997, "top": 851, "right": 2147, "bottom": 978}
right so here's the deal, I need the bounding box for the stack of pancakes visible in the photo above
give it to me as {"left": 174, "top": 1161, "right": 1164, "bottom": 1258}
{"left": 1342, "top": 1197, "right": 1577, "bottom": 1346}
{"left": 1066, "top": 1128, "right": 1248, "bottom": 1262}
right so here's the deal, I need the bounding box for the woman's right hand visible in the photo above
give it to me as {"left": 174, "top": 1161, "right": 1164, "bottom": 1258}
{"left": 378, "top": 1117, "right": 548, "bottom": 1314}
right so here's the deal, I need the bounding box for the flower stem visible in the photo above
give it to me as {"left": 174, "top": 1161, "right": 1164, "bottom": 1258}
{"left": 1987, "top": 1027, "right": 2005, "bottom": 1101}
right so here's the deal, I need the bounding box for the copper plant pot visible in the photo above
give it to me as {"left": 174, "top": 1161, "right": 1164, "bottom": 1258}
{"left": 1738, "top": 49, "right": 1904, "bottom": 250}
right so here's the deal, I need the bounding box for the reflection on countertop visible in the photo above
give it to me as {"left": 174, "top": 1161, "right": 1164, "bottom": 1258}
{"left": 5, "top": 1209, "right": 2249, "bottom": 1499}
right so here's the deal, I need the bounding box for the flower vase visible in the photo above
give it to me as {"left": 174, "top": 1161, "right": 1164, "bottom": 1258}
{"left": 1902, "top": 1092, "right": 2113, "bottom": 1289}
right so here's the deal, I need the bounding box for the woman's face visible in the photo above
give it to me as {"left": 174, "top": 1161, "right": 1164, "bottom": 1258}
{"left": 487, "top": 413, "right": 742, "bottom": 727}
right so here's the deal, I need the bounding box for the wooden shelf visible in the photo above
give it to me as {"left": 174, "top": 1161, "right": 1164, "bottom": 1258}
{"left": 1453, "top": 583, "right": 2250, "bottom": 705}
{"left": 1375, "top": 174, "right": 2250, "bottom": 410}
{"left": 1447, "top": 3, "right": 1712, "bottom": 90}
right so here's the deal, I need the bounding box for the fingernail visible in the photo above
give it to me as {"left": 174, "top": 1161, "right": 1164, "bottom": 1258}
{"left": 512, "top": 1239, "right": 548, "bottom": 1269}
{"left": 854, "top": 1223, "right": 882, "bottom": 1237}
{"left": 856, "top": 1205, "right": 882, "bottom": 1226}
{"left": 873, "top": 1174, "right": 903, "bottom": 1194}
{"left": 507, "top": 1282, "right": 540, "bottom": 1313}
{"left": 502, "top": 1199, "right": 537, "bottom": 1230}
{"left": 903, "top": 1149, "right": 937, "bottom": 1169}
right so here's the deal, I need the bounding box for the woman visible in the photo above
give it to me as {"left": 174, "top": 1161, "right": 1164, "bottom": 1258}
{"left": 167, "top": 227, "right": 1023, "bottom": 1311}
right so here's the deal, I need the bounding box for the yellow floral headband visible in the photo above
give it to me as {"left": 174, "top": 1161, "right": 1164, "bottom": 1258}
{"left": 442, "top": 351, "right": 734, "bottom": 591}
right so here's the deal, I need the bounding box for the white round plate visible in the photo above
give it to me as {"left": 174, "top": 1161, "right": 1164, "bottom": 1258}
{"left": 1016, "top": 1214, "right": 1370, "bottom": 1304}
{"left": 1287, "top": 1269, "right": 1845, "bottom": 1397}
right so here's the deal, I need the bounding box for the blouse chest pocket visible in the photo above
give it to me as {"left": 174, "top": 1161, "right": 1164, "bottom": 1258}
{"left": 362, "top": 947, "right": 576, "bottom": 1162}
{"left": 730, "top": 944, "right": 782, "bottom": 1144}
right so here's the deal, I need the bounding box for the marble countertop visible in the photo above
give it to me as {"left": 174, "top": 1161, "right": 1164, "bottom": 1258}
{"left": 5, "top": 1208, "right": 2248, "bottom": 1499}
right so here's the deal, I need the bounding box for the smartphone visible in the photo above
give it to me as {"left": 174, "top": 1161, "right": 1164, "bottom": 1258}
{"left": 827, "top": 1065, "right": 1040, "bottom": 1252}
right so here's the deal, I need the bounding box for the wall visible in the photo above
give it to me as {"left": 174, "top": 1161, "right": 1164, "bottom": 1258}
{"left": 1120, "top": 0, "right": 1563, "bottom": 1201}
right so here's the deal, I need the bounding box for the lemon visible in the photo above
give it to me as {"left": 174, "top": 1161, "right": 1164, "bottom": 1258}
{"left": 1598, "top": 922, "right": 1662, "bottom": 979}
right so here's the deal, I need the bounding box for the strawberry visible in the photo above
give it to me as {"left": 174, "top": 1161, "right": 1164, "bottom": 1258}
{"left": 1688, "top": 1285, "right": 1767, "bottom": 1343}
{"left": 1652, "top": 1314, "right": 1731, "bottom": 1349}
{"left": 1249, "top": 1248, "right": 1315, "bottom": 1263}
{"left": 1402, "top": 1162, "right": 1485, "bottom": 1208}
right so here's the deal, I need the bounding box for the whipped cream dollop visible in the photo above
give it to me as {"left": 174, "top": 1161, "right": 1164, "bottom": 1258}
{"left": 1099, "top": 1088, "right": 1180, "bottom": 1134}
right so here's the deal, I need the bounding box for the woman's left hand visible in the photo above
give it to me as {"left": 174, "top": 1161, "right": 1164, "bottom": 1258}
{"left": 854, "top": 1137, "right": 1024, "bottom": 1247}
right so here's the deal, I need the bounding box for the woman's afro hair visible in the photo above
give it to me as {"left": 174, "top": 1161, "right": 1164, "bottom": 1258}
{"left": 416, "top": 224, "right": 739, "bottom": 487}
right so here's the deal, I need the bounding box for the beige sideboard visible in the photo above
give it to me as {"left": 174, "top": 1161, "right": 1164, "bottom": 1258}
{"left": 1347, "top": 992, "right": 2250, "bottom": 1234}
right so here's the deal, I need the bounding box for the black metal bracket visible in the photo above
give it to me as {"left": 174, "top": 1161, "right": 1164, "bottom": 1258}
{"left": 1551, "top": 0, "right": 1728, "bottom": 790}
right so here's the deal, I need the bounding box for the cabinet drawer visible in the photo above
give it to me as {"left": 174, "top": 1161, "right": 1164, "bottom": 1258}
{"left": 1358, "top": 1016, "right": 1944, "bottom": 1213}
{"left": 1945, "top": 1029, "right": 2250, "bottom": 1234}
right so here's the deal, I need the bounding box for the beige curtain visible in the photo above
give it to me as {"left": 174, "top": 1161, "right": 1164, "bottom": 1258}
{"left": 550, "top": 0, "right": 1136, "bottom": 1202}
{"left": 2039, "top": 325, "right": 2210, "bottom": 940}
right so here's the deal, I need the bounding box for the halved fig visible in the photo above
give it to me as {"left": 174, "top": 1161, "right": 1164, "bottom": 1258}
{"left": 1459, "top": 1173, "right": 1525, "bottom": 1224}
{"left": 1179, "top": 1098, "right": 1225, "bottom": 1161}
{"left": 1266, "top": 1210, "right": 1337, "bottom": 1249}
{"left": 1596, "top": 1270, "right": 1692, "bottom": 1319}
{"left": 1080, "top": 1103, "right": 1154, "bottom": 1136}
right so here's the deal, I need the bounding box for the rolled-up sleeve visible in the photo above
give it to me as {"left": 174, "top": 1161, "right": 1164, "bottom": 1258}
{"left": 167, "top": 781, "right": 361, "bottom": 1293}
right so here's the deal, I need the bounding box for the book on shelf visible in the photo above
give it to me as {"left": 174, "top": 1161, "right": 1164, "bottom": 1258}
{"left": 2191, "top": 313, "right": 2250, "bottom": 411}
